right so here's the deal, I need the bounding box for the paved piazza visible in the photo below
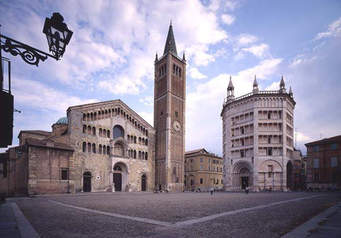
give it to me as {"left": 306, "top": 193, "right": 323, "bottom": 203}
{"left": 12, "top": 192, "right": 341, "bottom": 238}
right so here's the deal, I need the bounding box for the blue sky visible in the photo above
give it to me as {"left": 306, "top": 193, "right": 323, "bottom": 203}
{"left": 1, "top": 0, "right": 340, "bottom": 155}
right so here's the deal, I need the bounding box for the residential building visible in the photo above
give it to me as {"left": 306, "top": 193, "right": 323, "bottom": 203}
{"left": 305, "top": 135, "right": 341, "bottom": 190}
{"left": 184, "top": 148, "right": 223, "bottom": 191}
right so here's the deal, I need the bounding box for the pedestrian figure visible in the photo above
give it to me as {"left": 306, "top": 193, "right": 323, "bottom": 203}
{"left": 210, "top": 187, "right": 214, "bottom": 195}
{"left": 245, "top": 186, "right": 249, "bottom": 194}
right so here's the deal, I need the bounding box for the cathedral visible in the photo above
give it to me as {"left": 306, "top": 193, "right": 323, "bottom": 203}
{"left": 0, "top": 23, "right": 186, "bottom": 195}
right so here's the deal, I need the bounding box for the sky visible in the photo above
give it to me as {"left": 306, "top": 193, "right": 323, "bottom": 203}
{"left": 0, "top": 0, "right": 341, "bottom": 155}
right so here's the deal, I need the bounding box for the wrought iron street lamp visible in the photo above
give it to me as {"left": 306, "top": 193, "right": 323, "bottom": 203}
{"left": 0, "top": 12, "right": 73, "bottom": 66}
{"left": 0, "top": 12, "right": 72, "bottom": 148}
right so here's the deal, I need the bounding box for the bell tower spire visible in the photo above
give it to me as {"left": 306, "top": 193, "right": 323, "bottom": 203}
{"left": 163, "top": 22, "right": 178, "bottom": 56}
{"left": 154, "top": 23, "right": 186, "bottom": 192}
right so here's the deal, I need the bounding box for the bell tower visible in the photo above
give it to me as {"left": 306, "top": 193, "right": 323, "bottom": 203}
{"left": 154, "top": 23, "right": 186, "bottom": 192}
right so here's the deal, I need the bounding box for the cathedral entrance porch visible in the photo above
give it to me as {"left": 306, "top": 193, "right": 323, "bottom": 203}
{"left": 113, "top": 163, "right": 128, "bottom": 192}
{"left": 83, "top": 171, "right": 92, "bottom": 192}
{"left": 232, "top": 161, "right": 253, "bottom": 191}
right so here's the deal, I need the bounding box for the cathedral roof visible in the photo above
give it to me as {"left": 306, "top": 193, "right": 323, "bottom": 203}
{"left": 55, "top": 117, "right": 68, "bottom": 125}
{"left": 163, "top": 23, "right": 178, "bottom": 56}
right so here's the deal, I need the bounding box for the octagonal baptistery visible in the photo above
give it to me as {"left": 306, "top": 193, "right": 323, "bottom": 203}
{"left": 67, "top": 99, "right": 155, "bottom": 193}
{"left": 221, "top": 77, "right": 295, "bottom": 191}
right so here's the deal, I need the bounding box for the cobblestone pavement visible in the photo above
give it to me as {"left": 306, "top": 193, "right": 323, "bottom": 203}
{"left": 12, "top": 192, "right": 341, "bottom": 238}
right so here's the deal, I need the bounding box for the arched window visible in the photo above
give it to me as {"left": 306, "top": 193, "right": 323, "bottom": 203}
{"left": 87, "top": 143, "right": 91, "bottom": 153}
{"left": 113, "top": 125, "right": 124, "bottom": 139}
{"left": 92, "top": 143, "right": 96, "bottom": 153}
{"left": 87, "top": 125, "right": 91, "bottom": 134}
{"left": 107, "top": 130, "right": 110, "bottom": 138}
{"left": 94, "top": 112, "right": 97, "bottom": 120}
{"left": 139, "top": 137, "right": 141, "bottom": 144}
{"left": 142, "top": 138, "right": 145, "bottom": 144}
{"left": 99, "top": 128, "right": 102, "bottom": 136}
{"left": 87, "top": 113, "right": 90, "bottom": 121}
{"left": 103, "top": 129, "right": 106, "bottom": 137}
{"left": 146, "top": 130, "right": 148, "bottom": 136}
{"left": 83, "top": 125, "right": 86, "bottom": 133}
{"left": 127, "top": 135, "right": 130, "bottom": 141}
{"left": 107, "top": 146, "right": 110, "bottom": 155}
{"left": 145, "top": 139, "right": 148, "bottom": 146}
{"left": 145, "top": 152, "right": 148, "bottom": 160}
{"left": 90, "top": 113, "right": 93, "bottom": 121}
{"left": 134, "top": 136, "right": 137, "bottom": 144}
{"left": 98, "top": 111, "right": 101, "bottom": 119}
{"left": 138, "top": 151, "right": 141, "bottom": 159}
{"left": 134, "top": 150, "right": 136, "bottom": 159}
{"left": 92, "top": 127, "right": 96, "bottom": 136}
{"left": 99, "top": 144, "right": 102, "bottom": 154}
{"left": 83, "top": 114, "right": 86, "bottom": 121}
{"left": 82, "top": 142, "right": 86, "bottom": 152}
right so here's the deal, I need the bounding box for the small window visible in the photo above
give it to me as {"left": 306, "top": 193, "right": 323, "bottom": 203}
{"left": 200, "top": 178, "right": 203, "bottom": 184}
{"left": 82, "top": 142, "right": 86, "bottom": 152}
{"left": 92, "top": 127, "right": 96, "bottom": 136}
{"left": 331, "top": 143, "right": 338, "bottom": 150}
{"left": 313, "top": 145, "right": 319, "bottom": 152}
{"left": 267, "top": 148, "right": 272, "bottom": 156}
{"left": 331, "top": 157, "right": 338, "bottom": 168}
{"left": 200, "top": 158, "right": 203, "bottom": 163}
{"left": 88, "top": 143, "right": 91, "bottom": 153}
{"left": 107, "top": 146, "right": 110, "bottom": 155}
{"left": 175, "top": 111, "right": 178, "bottom": 118}
{"left": 241, "top": 151, "right": 245, "bottom": 158}
{"left": 200, "top": 165, "right": 203, "bottom": 170}
{"left": 92, "top": 143, "right": 96, "bottom": 153}
{"left": 83, "top": 125, "right": 86, "bottom": 133}
{"left": 313, "top": 158, "right": 320, "bottom": 168}
{"left": 99, "top": 144, "right": 102, "bottom": 154}
{"left": 107, "top": 130, "right": 110, "bottom": 138}
{"left": 61, "top": 168, "right": 69, "bottom": 180}
{"left": 268, "top": 137, "right": 271, "bottom": 144}
{"left": 241, "top": 127, "right": 244, "bottom": 134}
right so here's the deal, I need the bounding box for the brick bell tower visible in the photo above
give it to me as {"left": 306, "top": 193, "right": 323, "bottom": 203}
{"left": 154, "top": 23, "right": 186, "bottom": 192}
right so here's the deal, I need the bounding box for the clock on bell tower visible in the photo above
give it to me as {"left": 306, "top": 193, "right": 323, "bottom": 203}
{"left": 154, "top": 23, "right": 186, "bottom": 192}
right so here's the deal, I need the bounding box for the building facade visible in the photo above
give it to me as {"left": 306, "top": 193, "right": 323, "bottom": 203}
{"left": 184, "top": 149, "right": 223, "bottom": 192}
{"left": 305, "top": 135, "right": 341, "bottom": 190}
{"left": 222, "top": 77, "right": 296, "bottom": 191}
{"left": 154, "top": 23, "right": 186, "bottom": 192}
{"left": 0, "top": 24, "right": 186, "bottom": 195}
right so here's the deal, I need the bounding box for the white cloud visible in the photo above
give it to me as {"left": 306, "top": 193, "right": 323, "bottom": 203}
{"left": 221, "top": 14, "right": 235, "bottom": 25}
{"left": 265, "top": 81, "right": 280, "bottom": 90}
{"left": 315, "top": 17, "right": 341, "bottom": 40}
{"left": 225, "top": 0, "right": 239, "bottom": 11}
{"left": 241, "top": 43, "right": 269, "bottom": 58}
{"left": 237, "top": 34, "right": 258, "bottom": 46}
{"left": 13, "top": 78, "right": 98, "bottom": 114}
{"left": 189, "top": 67, "right": 207, "bottom": 79}
{"left": 137, "top": 111, "right": 153, "bottom": 127}
{"left": 139, "top": 96, "right": 153, "bottom": 106}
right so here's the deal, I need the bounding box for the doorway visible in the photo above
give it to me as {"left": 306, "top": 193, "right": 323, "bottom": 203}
{"left": 83, "top": 171, "right": 92, "bottom": 192}
{"left": 113, "top": 173, "right": 122, "bottom": 191}
{"left": 241, "top": 176, "right": 249, "bottom": 189}
{"left": 141, "top": 174, "right": 147, "bottom": 191}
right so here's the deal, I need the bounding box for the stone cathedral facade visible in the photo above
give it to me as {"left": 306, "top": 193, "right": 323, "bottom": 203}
{"left": 221, "top": 77, "right": 296, "bottom": 191}
{"left": 0, "top": 24, "right": 186, "bottom": 195}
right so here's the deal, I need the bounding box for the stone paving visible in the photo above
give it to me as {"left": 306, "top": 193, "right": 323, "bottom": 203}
{"left": 11, "top": 192, "right": 341, "bottom": 238}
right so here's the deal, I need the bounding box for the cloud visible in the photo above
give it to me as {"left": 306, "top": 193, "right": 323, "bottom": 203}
{"left": 189, "top": 67, "right": 207, "bottom": 79}
{"left": 237, "top": 34, "right": 258, "bottom": 46}
{"left": 13, "top": 78, "right": 98, "bottom": 114}
{"left": 241, "top": 43, "right": 269, "bottom": 58}
{"left": 265, "top": 81, "right": 280, "bottom": 90}
{"left": 137, "top": 111, "right": 153, "bottom": 127}
{"left": 221, "top": 14, "right": 235, "bottom": 25}
{"left": 139, "top": 96, "right": 153, "bottom": 106}
{"left": 315, "top": 17, "right": 341, "bottom": 40}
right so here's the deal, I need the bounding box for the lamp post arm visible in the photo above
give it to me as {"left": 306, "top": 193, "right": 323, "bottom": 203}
{"left": 0, "top": 34, "right": 58, "bottom": 66}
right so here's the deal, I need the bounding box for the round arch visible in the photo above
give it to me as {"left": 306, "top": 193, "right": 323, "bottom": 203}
{"left": 113, "top": 125, "right": 124, "bottom": 139}
{"left": 113, "top": 162, "right": 128, "bottom": 192}
{"left": 232, "top": 160, "right": 253, "bottom": 190}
